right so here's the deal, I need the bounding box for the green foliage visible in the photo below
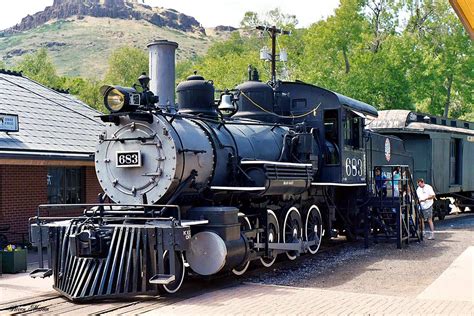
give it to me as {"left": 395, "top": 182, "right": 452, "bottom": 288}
{"left": 298, "top": 0, "right": 368, "bottom": 86}
{"left": 176, "top": 58, "right": 197, "bottom": 83}
{"left": 403, "top": 1, "right": 473, "bottom": 118}
{"left": 16, "top": 48, "right": 61, "bottom": 88}
{"left": 0, "top": 60, "right": 5, "bottom": 69}
{"left": 176, "top": 32, "right": 265, "bottom": 89}
{"left": 240, "top": 11, "right": 261, "bottom": 29}
{"left": 13, "top": 49, "right": 104, "bottom": 112}
{"left": 264, "top": 8, "right": 299, "bottom": 28}
{"left": 5, "top": 3, "right": 472, "bottom": 120}
{"left": 240, "top": 8, "right": 298, "bottom": 29}
{"left": 178, "top": 3, "right": 472, "bottom": 119}
{"left": 104, "top": 46, "right": 148, "bottom": 87}
{"left": 60, "top": 77, "right": 105, "bottom": 112}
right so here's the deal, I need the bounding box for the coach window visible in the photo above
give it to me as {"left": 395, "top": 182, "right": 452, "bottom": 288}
{"left": 47, "top": 167, "right": 85, "bottom": 204}
{"left": 343, "top": 111, "right": 361, "bottom": 149}
{"left": 449, "top": 138, "right": 462, "bottom": 185}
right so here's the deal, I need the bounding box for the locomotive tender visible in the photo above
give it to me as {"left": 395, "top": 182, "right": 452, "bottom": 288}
{"left": 31, "top": 39, "right": 418, "bottom": 301}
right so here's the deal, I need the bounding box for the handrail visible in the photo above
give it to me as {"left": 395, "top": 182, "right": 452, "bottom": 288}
{"left": 35, "top": 203, "right": 181, "bottom": 220}
{"left": 406, "top": 172, "right": 424, "bottom": 239}
{"left": 33, "top": 202, "right": 183, "bottom": 269}
{"left": 368, "top": 165, "right": 423, "bottom": 246}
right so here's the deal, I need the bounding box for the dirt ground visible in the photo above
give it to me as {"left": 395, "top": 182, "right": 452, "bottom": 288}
{"left": 243, "top": 213, "right": 474, "bottom": 298}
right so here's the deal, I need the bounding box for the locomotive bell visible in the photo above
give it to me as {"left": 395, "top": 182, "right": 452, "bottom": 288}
{"left": 218, "top": 93, "right": 237, "bottom": 116}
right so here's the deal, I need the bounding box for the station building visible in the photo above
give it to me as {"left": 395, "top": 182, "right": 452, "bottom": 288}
{"left": 0, "top": 70, "right": 103, "bottom": 243}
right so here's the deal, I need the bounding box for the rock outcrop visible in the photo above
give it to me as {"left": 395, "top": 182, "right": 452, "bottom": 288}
{"left": 213, "top": 25, "right": 238, "bottom": 32}
{"left": 4, "top": 0, "right": 205, "bottom": 34}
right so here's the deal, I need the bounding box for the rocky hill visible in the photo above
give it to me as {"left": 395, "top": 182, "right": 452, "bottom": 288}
{"left": 0, "top": 1, "right": 237, "bottom": 78}
{"left": 4, "top": 0, "right": 205, "bottom": 34}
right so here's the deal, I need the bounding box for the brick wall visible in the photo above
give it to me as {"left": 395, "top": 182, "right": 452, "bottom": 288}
{"left": 85, "top": 166, "right": 102, "bottom": 204}
{"left": 0, "top": 164, "right": 102, "bottom": 243}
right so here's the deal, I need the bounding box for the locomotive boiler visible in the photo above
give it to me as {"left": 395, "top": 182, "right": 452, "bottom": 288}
{"left": 30, "top": 37, "right": 420, "bottom": 301}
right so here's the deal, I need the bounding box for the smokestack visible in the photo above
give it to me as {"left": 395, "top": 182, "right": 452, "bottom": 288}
{"left": 147, "top": 40, "right": 178, "bottom": 110}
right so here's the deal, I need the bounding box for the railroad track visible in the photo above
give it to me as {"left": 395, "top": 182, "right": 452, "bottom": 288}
{"left": 0, "top": 276, "right": 242, "bottom": 315}
{"left": 0, "top": 238, "right": 353, "bottom": 315}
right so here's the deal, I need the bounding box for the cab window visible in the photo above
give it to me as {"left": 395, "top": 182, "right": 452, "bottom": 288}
{"left": 324, "top": 109, "right": 340, "bottom": 165}
{"left": 343, "top": 111, "right": 361, "bottom": 149}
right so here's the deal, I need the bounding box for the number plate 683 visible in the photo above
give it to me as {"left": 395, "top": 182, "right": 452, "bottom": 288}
{"left": 116, "top": 151, "right": 142, "bottom": 168}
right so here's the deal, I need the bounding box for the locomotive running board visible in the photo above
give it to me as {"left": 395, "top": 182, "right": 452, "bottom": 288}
{"left": 311, "top": 182, "right": 367, "bottom": 187}
{"left": 210, "top": 186, "right": 266, "bottom": 191}
{"left": 241, "top": 160, "right": 313, "bottom": 167}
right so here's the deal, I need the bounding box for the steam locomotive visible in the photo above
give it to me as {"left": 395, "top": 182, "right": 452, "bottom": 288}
{"left": 30, "top": 39, "right": 418, "bottom": 301}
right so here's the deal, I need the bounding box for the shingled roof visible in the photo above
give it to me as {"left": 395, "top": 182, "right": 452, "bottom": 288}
{"left": 0, "top": 70, "right": 104, "bottom": 161}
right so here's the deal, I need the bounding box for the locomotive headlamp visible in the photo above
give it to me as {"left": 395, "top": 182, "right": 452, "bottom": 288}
{"left": 100, "top": 85, "right": 141, "bottom": 113}
{"left": 106, "top": 88, "right": 125, "bottom": 112}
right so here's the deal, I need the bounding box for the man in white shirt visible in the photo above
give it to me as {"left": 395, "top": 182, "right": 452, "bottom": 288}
{"left": 416, "top": 178, "right": 436, "bottom": 240}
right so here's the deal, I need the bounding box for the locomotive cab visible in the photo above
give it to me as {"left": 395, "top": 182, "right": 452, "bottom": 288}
{"left": 272, "top": 81, "right": 377, "bottom": 185}
{"left": 320, "top": 99, "right": 376, "bottom": 185}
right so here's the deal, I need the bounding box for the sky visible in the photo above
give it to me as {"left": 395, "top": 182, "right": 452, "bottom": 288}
{"left": 0, "top": 0, "right": 340, "bottom": 30}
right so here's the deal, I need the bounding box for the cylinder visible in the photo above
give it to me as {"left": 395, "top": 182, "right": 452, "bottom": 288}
{"left": 147, "top": 40, "right": 178, "bottom": 110}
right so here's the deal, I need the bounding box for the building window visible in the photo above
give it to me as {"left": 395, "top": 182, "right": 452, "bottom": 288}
{"left": 47, "top": 167, "right": 85, "bottom": 204}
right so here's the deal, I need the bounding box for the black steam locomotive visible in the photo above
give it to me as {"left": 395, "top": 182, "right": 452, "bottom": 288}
{"left": 30, "top": 39, "right": 419, "bottom": 301}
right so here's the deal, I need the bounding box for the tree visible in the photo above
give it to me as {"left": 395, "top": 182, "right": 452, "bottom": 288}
{"left": 0, "top": 60, "right": 5, "bottom": 69}
{"left": 264, "top": 8, "right": 298, "bottom": 28}
{"left": 60, "top": 77, "right": 105, "bottom": 112}
{"left": 177, "top": 31, "right": 269, "bottom": 90}
{"left": 240, "top": 8, "right": 298, "bottom": 29}
{"left": 104, "top": 46, "right": 148, "bottom": 87}
{"left": 299, "top": 0, "right": 367, "bottom": 88}
{"left": 403, "top": 1, "right": 473, "bottom": 117}
{"left": 16, "top": 49, "right": 60, "bottom": 88}
{"left": 364, "top": 0, "right": 401, "bottom": 53}
{"left": 240, "top": 11, "right": 261, "bottom": 29}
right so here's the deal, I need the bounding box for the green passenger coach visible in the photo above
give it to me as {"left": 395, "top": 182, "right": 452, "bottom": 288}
{"left": 368, "top": 110, "right": 474, "bottom": 219}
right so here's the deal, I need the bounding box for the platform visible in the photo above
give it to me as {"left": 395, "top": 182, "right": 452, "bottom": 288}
{"left": 1, "top": 214, "right": 473, "bottom": 314}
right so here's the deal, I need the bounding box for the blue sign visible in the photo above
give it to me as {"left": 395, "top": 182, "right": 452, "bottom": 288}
{"left": 0, "top": 113, "right": 19, "bottom": 132}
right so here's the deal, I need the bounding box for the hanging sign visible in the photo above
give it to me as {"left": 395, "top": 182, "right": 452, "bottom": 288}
{"left": 0, "top": 113, "right": 19, "bottom": 132}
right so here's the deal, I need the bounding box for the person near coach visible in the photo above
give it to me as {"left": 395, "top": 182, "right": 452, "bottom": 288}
{"left": 375, "top": 168, "right": 387, "bottom": 197}
{"left": 416, "top": 178, "right": 436, "bottom": 240}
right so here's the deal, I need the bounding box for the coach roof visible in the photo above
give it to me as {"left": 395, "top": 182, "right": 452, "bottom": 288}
{"left": 368, "top": 110, "right": 474, "bottom": 136}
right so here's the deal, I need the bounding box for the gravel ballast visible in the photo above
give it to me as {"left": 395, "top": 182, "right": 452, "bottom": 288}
{"left": 243, "top": 213, "right": 474, "bottom": 298}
